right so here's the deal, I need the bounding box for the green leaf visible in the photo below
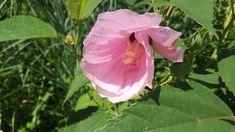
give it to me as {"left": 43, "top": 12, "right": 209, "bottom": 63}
{"left": 66, "top": 0, "right": 101, "bottom": 21}
{"left": 59, "top": 110, "right": 110, "bottom": 132}
{"left": 228, "top": 40, "right": 235, "bottom": 49}
{"left": 153, "top": 0, "right": 215, "bottom": 34}
{"left": 73, "top": 86, "right": 104, "bottom": 111}
{"left": 0, "top": 15, "right": 57, "bottom": 42}
{"left": 176, "top": 39, "right": 187, "bottom": 51}
{"left": 74, "top": 83, "right": 114, "bottom": 111}
{"left": 63, "top": 63, "right": 89, "bottom": 104}
{"left": 218, "top": 55, "right": 235, "bottom": 94}
{"left": 74, "top": 93, "right": 98, "bottom": 111}
{"left": 189, "top": 71, "right": 219, "bottom": 84}
{"left": 59, "top": 82, "right": 235, "bottom": 131}
{"left": 170, "top": 62, "right": 190, "bottom": 78}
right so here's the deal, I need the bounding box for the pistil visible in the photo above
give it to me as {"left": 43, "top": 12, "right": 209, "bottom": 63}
{"left": 122, "top": 40, "right": 144, "bottom": 64}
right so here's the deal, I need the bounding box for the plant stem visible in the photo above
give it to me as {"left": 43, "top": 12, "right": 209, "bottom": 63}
{"left": 11, "top": 112, "right": 15, "bottom": 132}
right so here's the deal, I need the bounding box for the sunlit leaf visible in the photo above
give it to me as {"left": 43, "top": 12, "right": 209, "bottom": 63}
{"left": 218, "top": 55, "right": 235, "bottom": 94}
{"left": 0, "top": 15, "right": 57, "bottom": 42}
{"left": 153, "top": 0, "right": 215, "bottom": 34}
{"left": 66, "top": 0, "right": 101, "bottom": 21}
{"left": 59, "top": 81, "right": 235, "bottom": 131}
{"left": 74, "top": 93, "right": 97, "bottom": 111}
{"left": 189, "top": 71, "right": 219, "bottom": 84}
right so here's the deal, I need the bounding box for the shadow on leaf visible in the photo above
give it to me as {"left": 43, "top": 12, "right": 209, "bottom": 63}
{"left": 67, "top": 106, "right": 98, "bottom": 125}
{"left": 188, "top": 78, "right": 221, "bottom": 89}
{"left": 170, "top": 80, "right": 193, "bottom": 91}
{"left": 220, "top": 119, "right": 235, "bottom": 125}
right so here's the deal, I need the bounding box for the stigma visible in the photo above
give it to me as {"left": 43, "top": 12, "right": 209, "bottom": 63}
{"left": 122, "top": 39, "right": 145, "bottom": 64}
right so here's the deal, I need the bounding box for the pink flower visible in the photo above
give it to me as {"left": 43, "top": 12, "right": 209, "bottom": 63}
{"left": 81, "top": 9, "right": 183, "bottom": 103}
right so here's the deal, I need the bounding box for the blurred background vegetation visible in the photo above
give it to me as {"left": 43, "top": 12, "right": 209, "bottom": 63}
{"left": 0, "top": 0, "right": 234, "bottom": 131}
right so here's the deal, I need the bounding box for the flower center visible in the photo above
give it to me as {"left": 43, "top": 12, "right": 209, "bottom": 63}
{"left": 122, "top": 40, "right": 145, "bottom": 64}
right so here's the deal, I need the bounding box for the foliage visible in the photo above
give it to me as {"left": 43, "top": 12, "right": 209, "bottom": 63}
{"left": 60, "top": 82, "right": 235, "bottom": 132}
{"left": 63, "top": 63, "right": 89, "bottom": 104}
{"left": 66, "top": 0, "right": 102, "bottom": 21}
{"left": 153, "top": 0, "right": 215, "bottom": 34}
{"left": 0, "top": 15, "right": 57, "bottom": 42}
{"left": 0, "top": 0, "right": 235, "bottom": 131}
{"left": 218, "top": 55, "right": 235, "bottom": 94}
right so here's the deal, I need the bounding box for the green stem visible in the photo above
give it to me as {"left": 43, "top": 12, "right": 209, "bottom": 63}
{"left": 75, "top": 21, "right": 84, "bottom": 58}
{"left": 0, "top": 109, "right": 1, "bottom": 129}
{"left": 11, "top": 112, "right": 15, "bottom": 132}
{"left": 159, "top": 76, "right": 173, "bottom": 86}
{"left": 113, "top": 103, "right": 120, "bottom": 117}
{"left": 109, "top": 0, "right": 113, "bottom": 11}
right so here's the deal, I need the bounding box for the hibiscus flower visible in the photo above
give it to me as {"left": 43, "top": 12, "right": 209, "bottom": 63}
{"left": 81, "top": 9, "right": 183, "bottom": 103}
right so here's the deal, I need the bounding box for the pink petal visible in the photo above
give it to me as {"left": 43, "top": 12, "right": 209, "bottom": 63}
{"left": 81, "top": 49, "right": 149, "bottom": 103}
{"left": 134, "top": 32, "right": 154, "bottom": 88}
{"left": 147, "top": 27, "right": 183, "bottom": 62}
{"left": 106, "top": 33, "right": 154, "bottom": 103}
{"left": 81, "top": 57, "right": 125, "bottom": 96}
{"left": 83, "top": 9, "right": 162, "bottom": 64}
{"left": 83, "top": 37, "right": 127, "bottom": 64}
{"left": 107, "top": 52, "right": 149, "bottom": 103}
{"left": 92, "top": 9, "right": 162, "bottom": 36}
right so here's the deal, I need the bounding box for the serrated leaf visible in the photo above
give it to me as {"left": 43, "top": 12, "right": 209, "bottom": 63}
{"left": 218, "top": 55, "right": 235, "bottom": 94}
{"left": 153, "top": 0, "right": 215, "bottom": 34}
{"left": 63, "top": 63, "right": 89, "bottom": 104}
{"left": 59, "top": 81, "right": 235, "bottom": 132}
{"left": 66, "top": 0, "right": 101, "bottom": 21}
{"left": 0, "top": 15, "right": 57, "bottom": 42}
